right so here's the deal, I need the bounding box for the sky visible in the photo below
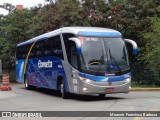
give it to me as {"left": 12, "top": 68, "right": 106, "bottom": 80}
{"left": 0, "top": 0, "right": 47, "bottom": 15}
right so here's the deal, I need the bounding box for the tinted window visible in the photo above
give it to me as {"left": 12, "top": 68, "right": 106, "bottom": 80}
{"left": 16, "top": 44, "right": 31, "bottom": 59}
{"left": 63, "top": 33, "right": 78, "bottom": 68}
{"left": 31, "top": 40, "right": 44, "bottom": 58}
{"left": 46, "top": 35, "right": 64, "bottom": 59}
{"left": 16, "top": 35, "right": 64, "bottom": 60}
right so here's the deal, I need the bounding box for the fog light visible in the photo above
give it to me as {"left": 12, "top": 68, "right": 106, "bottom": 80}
{"left": 129, "top": 86, "right": 131, "bottom": 90}
{"left": 83, "top": 88, "right": 87, "bottom": 91}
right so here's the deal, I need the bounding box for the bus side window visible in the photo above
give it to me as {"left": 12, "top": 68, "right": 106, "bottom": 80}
{"left": 17, "top": 44, "right": 31, "bottom": 59}
{"left": 21, "top": 46, "right": 26, "bottom": 59}
{"left": 62, "top": 33, "right": 78, "bottom": 69}
{"left": 31, "top": 40, "right": 44, "bottom": 58}
{"left": 44, "top": 39, "right": 52, "bottom": 56}
{"left": 70, "top": 44, "right": 78, "bottom": 69}
{"left": 48, "top": 35, "right": 64, "bottom": 60}
{"left": 16, "top": 46, "right": 23, "bottom": 59}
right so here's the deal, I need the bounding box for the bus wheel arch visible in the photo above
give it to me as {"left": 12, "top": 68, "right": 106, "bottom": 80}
{"left": 57, "top": 76, "right": 63, "bottom": 91}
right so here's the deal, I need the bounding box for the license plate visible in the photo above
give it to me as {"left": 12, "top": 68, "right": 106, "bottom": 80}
{"left": 106, "top": 88, "right": 114, "bottom": 92}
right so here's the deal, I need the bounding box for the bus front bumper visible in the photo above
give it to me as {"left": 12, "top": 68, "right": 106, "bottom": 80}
{"left": 78, "top": 79, "right": 131, "bottom": 95}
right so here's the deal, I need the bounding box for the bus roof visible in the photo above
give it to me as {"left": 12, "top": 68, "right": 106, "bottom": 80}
{"left": 17, "top": 27, "right": 122, "bottom": 47}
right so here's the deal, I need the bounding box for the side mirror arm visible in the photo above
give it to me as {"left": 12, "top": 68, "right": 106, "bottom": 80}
{"left": 69, "top": 37, "right": 81, "bottom": 54}
{"left": 124, "top": 39, "right": 138, "bottom": 55}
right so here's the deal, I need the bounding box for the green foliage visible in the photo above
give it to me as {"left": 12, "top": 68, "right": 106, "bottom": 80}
{"left": 142, "top": 17, "right": 160, "bottom": 85}
{"left": 37, "top": 0, "right": 90, "bottom": 33}
{"left": 0, "top": 8, "right": 36, "bottom": 70}
{"left": 0, "top": 3, "right": 15, "bottom": 12}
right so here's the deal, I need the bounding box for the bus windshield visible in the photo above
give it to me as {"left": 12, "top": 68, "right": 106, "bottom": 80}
{"left": 80, "top": 37, "right": 130, "bottom": 75}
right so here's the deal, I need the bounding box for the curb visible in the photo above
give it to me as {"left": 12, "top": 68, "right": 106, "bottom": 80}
{"left": 131, "top": 88, "right": 160, "bottom": 91}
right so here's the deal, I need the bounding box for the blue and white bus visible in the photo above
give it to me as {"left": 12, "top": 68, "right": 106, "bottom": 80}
{"left": 16, "top": 27, "right": 138, "bottom": 99}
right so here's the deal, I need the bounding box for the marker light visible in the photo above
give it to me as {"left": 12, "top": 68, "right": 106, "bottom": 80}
{"left": 79, "top": 76, "right": 85, "bottom": 81}
{"left": 79, "top": 76, "right": 92, "bottom": 83}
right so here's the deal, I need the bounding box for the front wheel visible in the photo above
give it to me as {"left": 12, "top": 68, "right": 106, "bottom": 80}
{"left": 60, "top": 80, "right": 69, "bottom": 99}
{"left": 24, "top": 76, "right": 33, "bottom": 90}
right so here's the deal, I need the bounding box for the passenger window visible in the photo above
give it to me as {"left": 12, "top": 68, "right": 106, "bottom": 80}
{"left": 63, "top": 33, "right": 78, "bottom": 69}
{"left": 16, "top": 44, "right": 31, "bottom": 59}
{"left": 46, "top": 35, "right": 64, "bottom": 59}
{"left": 71, "top": 45, "right": 78, "bottom": 69}
{"left": 17, "top": 35, "right": 64, "bottom": 59}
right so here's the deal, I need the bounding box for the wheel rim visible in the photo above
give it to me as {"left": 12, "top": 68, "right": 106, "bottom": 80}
{"left": 60, "top": 83, "right": 64, "bottom": 96}
{"left": 25, "top": 78, "right": 28, "bottom": 88}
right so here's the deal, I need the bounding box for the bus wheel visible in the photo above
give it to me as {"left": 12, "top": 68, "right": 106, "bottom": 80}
{"left": 25, "top": 76, "right": 32, "bottom": 90}
{"left": 60, "top": 80, "right": 68, "bottom": 99}
{"left": 99, "top": 94, "right": 106, "bottom": 98}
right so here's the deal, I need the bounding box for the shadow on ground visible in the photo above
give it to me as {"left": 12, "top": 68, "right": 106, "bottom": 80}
{"left": 19, "top": 85, "right": 124, "bottom": 101}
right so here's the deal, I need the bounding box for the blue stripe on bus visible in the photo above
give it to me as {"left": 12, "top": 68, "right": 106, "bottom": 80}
{"left": 79, "top": 72, "right": 131, "bottom": 82}
{"left": 77, "top": 31, "right": 121, "bottom": 37}
{"left": 133, "top": 48, "right": 138, "bottom": 55}
{"left": 16, "top": 59, "right": 25, "bottom": 83}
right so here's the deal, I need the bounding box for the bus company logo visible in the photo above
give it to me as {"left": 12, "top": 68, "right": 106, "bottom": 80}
{"left": 105, "top": 73, "right": 115, "bottom": 76}
{"left": 38, "top": 60, "right": 52, "bottom": 68}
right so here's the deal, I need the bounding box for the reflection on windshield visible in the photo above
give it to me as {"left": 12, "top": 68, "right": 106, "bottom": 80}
{"left": 80, "top": 37, "right": 129, "bottom": 74}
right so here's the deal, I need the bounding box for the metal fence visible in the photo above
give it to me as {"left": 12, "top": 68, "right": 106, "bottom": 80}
{"left": 131, "top": 63, "right": 160, "bottom": 86}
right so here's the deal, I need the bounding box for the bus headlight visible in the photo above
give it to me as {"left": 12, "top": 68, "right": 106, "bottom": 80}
{"left": 84, "top": 79, "right": 91, "bottom": 83}
{"left": 79, "top": 76, "right": 92, "bottom": 83}
{"left": 124, "top": 78, "right": 131, "bottom": 83}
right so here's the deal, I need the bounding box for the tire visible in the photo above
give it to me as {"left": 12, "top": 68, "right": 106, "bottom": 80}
{"left": 60, "top": 80, "right": 69, "bottom": 99}
{"left": 24, "top": 76, "right": 33, "bottom": 90}
{"left": 99, "top": 94, "right": 106, "bottom": 98}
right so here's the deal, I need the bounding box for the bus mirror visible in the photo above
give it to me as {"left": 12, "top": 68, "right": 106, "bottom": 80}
{"left": 69, "top": 37, "right": 81, "bottom": 54}
{"left": 124, "top": 39, "right": 138, "bottom": 55}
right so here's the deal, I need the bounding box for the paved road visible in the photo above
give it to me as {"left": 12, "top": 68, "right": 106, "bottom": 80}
{"left": 0, "top": 83, "right": 160, "bottom": 120}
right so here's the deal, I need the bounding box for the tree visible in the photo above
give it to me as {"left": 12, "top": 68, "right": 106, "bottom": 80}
{"left": 142, "top": 17, "right": 160, "bottom": 85}
{"left": 0, "top": 3, "right": 15, "bottom": 13}
{"left": 0, "top": 9, "right": 35, "bottom": 70}
{"left": 36, "top": 0, "right": 90, "bottom": 33}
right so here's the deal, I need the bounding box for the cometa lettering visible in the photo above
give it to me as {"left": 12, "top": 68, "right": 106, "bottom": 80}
{"left": 38, "top": 60, "right": 52, "bottom": 68}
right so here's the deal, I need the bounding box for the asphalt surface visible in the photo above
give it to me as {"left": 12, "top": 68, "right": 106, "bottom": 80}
{"left": 0, "top": 83, "right": 160, "bottom": 120}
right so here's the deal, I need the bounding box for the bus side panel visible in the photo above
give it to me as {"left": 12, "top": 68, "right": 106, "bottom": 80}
{"left": 60, "top": 61, "right": 71, "bottom": 93}
{"left": 26, "top": 56, "right": 69, "bottom": 90}
{"left": 16, "top": 59, "right": 25, "bottom": 83}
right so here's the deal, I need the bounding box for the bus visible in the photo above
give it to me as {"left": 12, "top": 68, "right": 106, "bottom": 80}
{"left": 16, "top": 27, "right": 138, "bottom": 99}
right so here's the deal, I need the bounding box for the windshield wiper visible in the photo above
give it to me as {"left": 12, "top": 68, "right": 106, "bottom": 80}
{"left": 108, "top": 48, "right": 122, "bottom": 74}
